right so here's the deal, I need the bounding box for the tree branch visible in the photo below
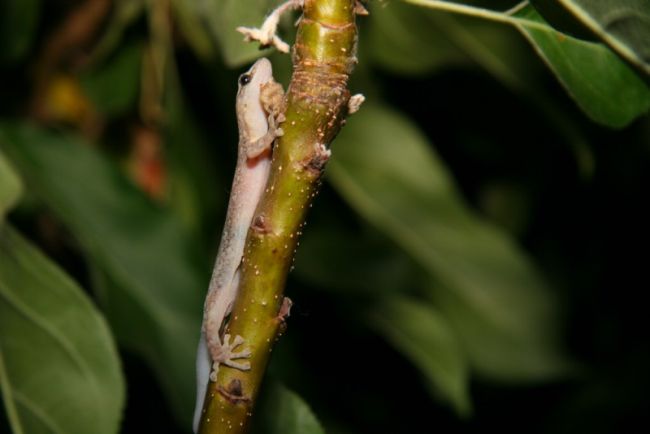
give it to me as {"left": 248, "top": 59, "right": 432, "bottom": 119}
{"left": 197, "top": 1, "right": 360, "bottom": 433}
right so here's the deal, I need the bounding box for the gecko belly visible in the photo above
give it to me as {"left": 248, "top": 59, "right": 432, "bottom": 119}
{"left": 193, "top": 332, "right": 210, "bottom": 433}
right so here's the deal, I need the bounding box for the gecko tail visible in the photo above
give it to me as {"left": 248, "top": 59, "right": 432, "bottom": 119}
{"left": 193, "top": 332, "right": 211, "bottom": 433}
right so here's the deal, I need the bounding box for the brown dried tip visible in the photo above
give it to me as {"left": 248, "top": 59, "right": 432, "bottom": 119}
{"left": 277, "top": 297, "right": 293, "bottom": 321}
{"left": 354, "top": 1, "right": 369, "bottom": 15}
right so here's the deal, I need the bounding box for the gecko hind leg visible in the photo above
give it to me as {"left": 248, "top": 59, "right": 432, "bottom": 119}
{"left": 209, "top": 334, "right": 252, "bottom": 381}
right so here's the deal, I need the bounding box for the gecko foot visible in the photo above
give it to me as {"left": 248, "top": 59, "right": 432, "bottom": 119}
{"left": 209, "top": 334, "right": 252, "bottom": 381}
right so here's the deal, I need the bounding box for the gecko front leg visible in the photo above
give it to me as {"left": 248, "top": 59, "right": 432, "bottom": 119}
{"left": 245, "top": 78, "right": 285, "bottom": 158}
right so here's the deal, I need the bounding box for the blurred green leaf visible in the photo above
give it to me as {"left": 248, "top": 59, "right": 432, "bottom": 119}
{"left": 0, "top": 225, "right": 125, "bottom": 434}
{"left": 369, "top": 296, "right": 470, "bottom": 415}
{"left": 0, "top": 152, "right": 22, "bottom": 221}
{"left": 477, "top": 180, "right": 531, "bottom": 236}
{"left": 253, "top": 382, "right": 325, "bottom": 434}
{"left": 368, "top": 1, "right": 467, "bottom": 75}
{"left": 547, "top": 0, "right": 650, "bottom": 75}
{"left": 294, "top": 226, "right": 418, "bottom": 294}
{"left": 372, "top": 2, "right": 594, "bottom": 176}
{"left": 80, "top": 42, "right": 143, "bottom": 117}
{"left": 369, "top": 1, "right": 538, "bottom": 83}
{"left": 0, "top": 122, "right": 204, "bottom": 425}
{"left": 164, "top": 71, "right": 222, "bottom": 238}
{"left": 405, "top": 0, "right": 650, "bottom": 127}
{"left": 170, "top": 0, "right": 215, "bottom": 60}
{"left": 201, "top": 0, "right": 283, "bottom": 66}
{"left": 329, "top": 103, "right": 573, "bottom": 381}
{"left": 88, "top": 0, "right": 144, "bottom": 64}
{"left": 0, "top": 0, "right": 40, "bottom": 65}
{"left": 427, "top": 277, "right": 573, "bottom": 382}
{"left": 512, "top": 4, "right": 650, "bottom": 127}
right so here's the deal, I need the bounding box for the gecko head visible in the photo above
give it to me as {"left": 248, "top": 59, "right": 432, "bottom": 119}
{"left": 237, "top": 58, "right": 273, "bottom": 98}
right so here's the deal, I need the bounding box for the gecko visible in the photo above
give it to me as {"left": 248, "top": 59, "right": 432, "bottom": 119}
{"left": 193, "top": 57, "right": 284, "bottom": 433}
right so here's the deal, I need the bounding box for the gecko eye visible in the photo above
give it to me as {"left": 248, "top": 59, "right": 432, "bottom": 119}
{"left": 239, "top": 73, "right": 252, "bottom": 86}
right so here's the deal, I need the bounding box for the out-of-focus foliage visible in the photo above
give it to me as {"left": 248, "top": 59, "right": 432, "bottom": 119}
{"left": 512, "top": 4, "right": 650, "bottom": 127}
{"left": 0, "top": 123, "right": 206, "bottom": 425}
{"left": 369, "top": 296, "right": 470, "bottom": 415}
{"left": 0, "top": 180, "right": 124, "bottom": 434}
{"left": 251, "top": 382, "right": 325, "bottom": 434}
{"left": 407, "top": 0, "right": 650, "bottom": 127}
{"left": 180, "top": 0, "right": 283, "bottom": 66}
{"left": 330, "top": 103, "right": 572, "bottom": 382}
{"left": 533, "top": 0, "right": 650, "bottom": 74}
{"left": 0, "top": 0, "right": 40, "bottom": 65}
{"left": 0, "top": 153, "right": 22, "bottom": 220}
{"left": 80, "top": 42, "right": 143, "bottom": 117}
{"left": 1, "top": 0, "right": 648, "bottom": 433}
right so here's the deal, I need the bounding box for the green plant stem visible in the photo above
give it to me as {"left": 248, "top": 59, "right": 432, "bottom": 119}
{"left": 405, "top": 0, "right": 552, "bottom": 32}
{"left": 197, "top": 1, "right": 358, "bottom": 433}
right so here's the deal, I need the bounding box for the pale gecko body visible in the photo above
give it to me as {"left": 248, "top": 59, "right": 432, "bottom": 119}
{"left": 193, "top": 58, "right": 283, "bottom": 433}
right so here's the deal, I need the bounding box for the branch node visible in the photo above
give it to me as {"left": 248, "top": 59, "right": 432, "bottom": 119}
{"left": 354, "top": 1, "right": 370, "bottom": 15}
{"left": 300, "top": 142, "right": 331, "bottom": 176}
{"left": 217, "top": 380, "right": 251, "bottom": 405}
{"left": 277, "top": 297, "right": 293, "bottom": 322}
{"left": 252, "top": 214, "right": 271, "bottom": 234}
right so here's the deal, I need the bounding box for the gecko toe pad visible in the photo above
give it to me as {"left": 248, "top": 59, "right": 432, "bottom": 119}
{"left": 209, "top": 334, "right": 252, "bottom": 381}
